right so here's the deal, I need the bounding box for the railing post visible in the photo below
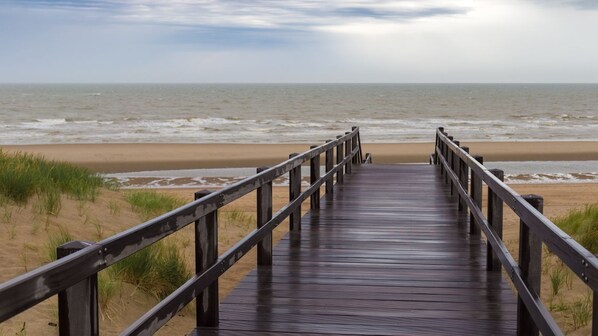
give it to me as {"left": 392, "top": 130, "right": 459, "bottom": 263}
{"left": 194, "top": 190, "right": 219, "bottom": 328}
{"left": 256, "top": 167, "right": 273, "bottom": 266}
{"left": 487, "top": 169, "right": 504, "bottom": 272}
{"left": 458, "top": 146, "right": 469, "bottom": 212}
{"left": 351, "top": 128, "right": 358, "bottom": 165}
{"left": 336, "top": 136, "right": 344, "bottom": 184}
{"left": 470, "top": 155, "right": 483, "bottom": 236}
{"left": 593, "top": 291, "right": 598, "bottom": 336}
{"left": 451, "top": 139, "right": 459, "bottom": 195}
{"left": 289, "top": 153, "right": 301, "bottom": 231}
{"left": 435, "top": 127, "right": 444, "bottom": 165}
{"left": 446, "top": 136, "right": 453, "bottom": 186}
{"left": 439, "top": 132, "right": 445, "bottom": 176}
{"left": 345, "top": 132, "right": 352, "bottom": 175}
{"left": 57, "top": 241, "right": 98, "bottom": 336}
{"left": 325, "top": 140, "right": 334, "bottom": 194}
{"left": 310, "top": 145, "right": 320, "bottom": 210}
{"left": 517, "top": 194, "right": 543, "bottom": 336}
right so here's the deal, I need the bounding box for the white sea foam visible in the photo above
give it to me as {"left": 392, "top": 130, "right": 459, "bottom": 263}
{"left": 1, "top": 84, "right": 598, "bottom": 144}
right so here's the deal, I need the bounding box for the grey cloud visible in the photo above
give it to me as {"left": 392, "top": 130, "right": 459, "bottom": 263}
{"left": 13, "top": 1, "right": 470, "bottom": 30}
{"left": 532, "top": 0, "right": 598, "bottom": 9}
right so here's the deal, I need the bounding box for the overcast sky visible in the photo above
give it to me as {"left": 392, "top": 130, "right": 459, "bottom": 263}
{"left": 1, "top": 0, "right": 597, "bottom": 83}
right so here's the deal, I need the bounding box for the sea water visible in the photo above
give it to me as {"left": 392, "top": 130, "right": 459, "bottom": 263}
{"left": 1, "top": 83, "right": 597, "bottom": 144}
{"left": 1, "top": 83, "right": 596, "bottom": 186}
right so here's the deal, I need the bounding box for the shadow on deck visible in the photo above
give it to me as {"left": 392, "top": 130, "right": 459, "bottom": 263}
{"left": 195, "top": 164, "right": 517, "bottom": 335}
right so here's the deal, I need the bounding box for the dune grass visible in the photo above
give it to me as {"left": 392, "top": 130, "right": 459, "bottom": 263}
{"left": 110, "top": 241, "right": 190, "bottom": 300}
{"left": 554, "top": 203, "right": 598, "bottom": 253}
{"left": 0, "top": 151, "right": 105, "bottom": 211}
{"left": 125, "top": 190, "right": 186, "bottom": 220}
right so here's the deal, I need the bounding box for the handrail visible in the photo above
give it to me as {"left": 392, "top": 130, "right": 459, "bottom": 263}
{"left": 434, "top": 127, "right": 598, "bottom": 336}
{"left": 0, "top": 127, "right": 364, "bottom": 335}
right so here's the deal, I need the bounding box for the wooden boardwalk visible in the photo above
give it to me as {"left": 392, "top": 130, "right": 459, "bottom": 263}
{"left": 201, "top": 164, "right": 517, "bottom": 335}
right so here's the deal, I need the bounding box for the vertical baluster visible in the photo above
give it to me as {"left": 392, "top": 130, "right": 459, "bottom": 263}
{"left": 310, "top": 145, "right": 320, "bottom": 210}
{"left": 351, "top": 128, "right": 358, "bottom": 165}
{"left": 446, "top": 136, "right": 453, "bottom": 186}
{"left": 487, "top": 169, "right": 504, "bottom": 272}
{"left": 336, "top": 136, "right": 344, "bottom": 184}
{"left": 257, "top": 167, "right": 273, "bottom": 266}
{"left": 57, "top": 241, "right": 98, "bottom": 336}
{"left": 289, "top": 153, "right": 301, "bottom": 231}
{"left": 345, "top": 132, "right": 352, "bottom": 175}
{"left": 458, "top": 146, "right": 469, "bottom": 212}
{"left": 517, "top": 194, "right": 543, "bottom": 336}
{"left": 470, "top": 155, "right": 483, "bottom": 236}
{"left": 194, "top": 190, "right": 219, "bottom": 327}
{"left": 325, "top": 140, "right": 334, "bottom": 194}
{"left": 451, "top": 139, "right": 459, "bottom": 195}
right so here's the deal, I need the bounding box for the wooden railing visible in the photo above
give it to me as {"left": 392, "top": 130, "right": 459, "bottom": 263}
{"left": 0, "top": 127, "right": 365, "bottom": 336}
{"left": 434, "top": 127, "right": 598, "bottom": 336}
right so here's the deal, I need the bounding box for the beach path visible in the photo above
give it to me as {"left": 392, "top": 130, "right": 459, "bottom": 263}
{"left": 194, "top": 164, "right": 517, "bottom": 335}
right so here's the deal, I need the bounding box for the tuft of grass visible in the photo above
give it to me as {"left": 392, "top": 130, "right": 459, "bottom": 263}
{"left": 108, "top": 200, "right": 121, "bottom": 216}
{"left": 38, "top": 187, "right": 62, "bottom": 216}
{"left": 125, "top": 191, "right": 185, "bottom": 220}
{"left": 98, "top": 268, "right": 122, "bottom": 313}
{"left": 222, "top": 208, "right": 255, "bottom": 229}
{"left": 45, "top": 226, "right": 74, "bottom": 262}
{"left": 111, "top": 241, "right": 190, "bottom": 300}
{"left": 555, "top": 203, "right": 598, "bottom": 253}
{"left": 550, "top": 265, "right": 567, "bottom": 298}
{"left": 0, "top": 151, "right": 106, "bottom": 209}
{"left": 570, "top": 294, "right": 592, "bottom": 330}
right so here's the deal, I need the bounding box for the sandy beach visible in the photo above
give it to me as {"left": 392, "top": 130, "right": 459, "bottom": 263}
{"left": 2, "top": 141, "right": 598, "bottom": 173}
{"left": 0, "top": 141, "right": 596, "bottom": 335}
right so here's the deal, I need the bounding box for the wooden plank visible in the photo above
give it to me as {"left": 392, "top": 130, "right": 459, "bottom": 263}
{"left": 198, "top": 164, "right": 517, "bottom": 335}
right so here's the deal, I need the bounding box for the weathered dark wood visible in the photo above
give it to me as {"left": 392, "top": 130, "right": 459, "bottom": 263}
{"left": 439, "top": 130, "right": 598, "bottom": 294}
{"left": 351, "top": 127, "right": 359, "bottom": 165}
{"left": 57, "top": 241, "right": 98, "bottom": 336}
{"left": 518, "top": 195, "right": 543, "bottom": 336}
{"left": 469, "top": 155, "right": 483, "bottom": 236}
{"left": 458, "top": 146, "right": 469, "bottom": 212}
{"left": 447, "top": 136, "right": 454, "bottom": 188}
{"left": 310, "top": 145, "right": 321, "bottom": 210}
{"left": 195, "top": 190, "right": 219, "bottom": 328}
{"left": 487, "top": 169, "right": 504, "bottom": 272}
{"left": 325, "top": 140, "right": 334, "bottom": 194}
{"left": 257, "top": 167, "right": 273, "bottom": 266}
{"left": 452, "top": 140, "right": 460, "bottom": 197}
{"left": 197, "top": 165, "right": 517, "bottom": 335}
{"left": 289, "top": 153, "right": 302, "bottom": 231}
{"left": 353, "top": 126, "right": 363, "bottom": 164}
{"left": 593, "top": 291, "right": 598, "bottom": 336}
{"left": 436, "top": 141, "right": 562, "bottom": 336}
{"left": 336, "top": 135, "right": 344, "bottom": 184}
{"left": 345, "top": 132, "right": 352, "bottom": 174}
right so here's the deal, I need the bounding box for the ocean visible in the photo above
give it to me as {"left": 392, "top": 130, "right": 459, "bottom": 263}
{"left": 1, "top": 83, "right": 597, "bottom": 144}
{"left": 1, "top": 83, "right": 596, "bottom": 187}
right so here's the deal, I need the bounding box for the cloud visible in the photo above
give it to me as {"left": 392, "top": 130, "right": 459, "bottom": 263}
{"left": 530, "top": 0, "right": 598, "bottom": 9}
{"left": 14, "top": 1, "right": 470, "bottom": 30}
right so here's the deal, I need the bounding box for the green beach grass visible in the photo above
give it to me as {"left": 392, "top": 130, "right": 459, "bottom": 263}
{"left": 0, "top": 151, "right": 104, "bottom": 214}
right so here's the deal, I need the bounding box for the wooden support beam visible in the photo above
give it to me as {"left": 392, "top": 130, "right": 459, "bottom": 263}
{"left": 310, "top": 145, "right": 321, "bottom": 210}
{"left": 57, "top": 241, "right": 98, "bottom": 336}
{"left": 470, "top": 155, "right": 483, "bottom": 236}
{"left": 517, "top": 194, "right": 543, "bottom": 336}
{"left": 289, "top": 153, "right": 302, "bottom": 231}
{"left": 487, "top": 169, "right": 504, "bottom": 271}
{"left": 195, "top": 190, "right": 219, "bottom": 327}
{"left": 256, "top": 167, "right": 273, "bottom": 266}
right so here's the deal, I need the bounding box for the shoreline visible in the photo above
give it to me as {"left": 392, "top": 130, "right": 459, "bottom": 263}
{"left": 1, "top": 141, "right": 597, "bottom": 173}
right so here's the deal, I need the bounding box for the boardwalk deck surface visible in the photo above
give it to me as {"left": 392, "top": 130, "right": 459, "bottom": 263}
{"left": 196, "top": 164, "right": 517, "bottom": 335}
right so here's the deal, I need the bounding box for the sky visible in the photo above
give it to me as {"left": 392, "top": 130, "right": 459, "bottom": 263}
{"left": 1, "top": 0, "right": 598, "bottom": 83}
